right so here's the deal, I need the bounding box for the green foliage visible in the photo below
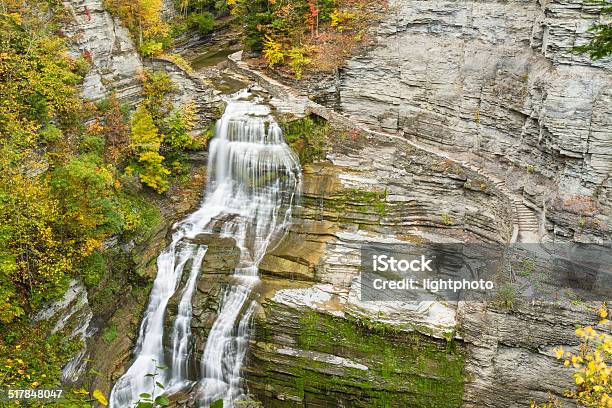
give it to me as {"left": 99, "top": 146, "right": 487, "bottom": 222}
{"left": 140, "top": 40, "right": 165, "bottom": 57}
{"left": 210, "top": 400, "right": 224, "bottom": 408}
{"left": 0, "top": 319, "right": 82, "bottom": 389}
{"left": 574, "top": 1, "right": 612, "bottom": 60}
{"left": 102, "top": 324, "right": 118, "bottom": 343}
{"left": 496, "top": 284, "right": 517, "bottom": 310}
{"left": 80, "top": 250, "right": 108, "bottom": 287}
{"left": 39, "top": 124, "right": 63, "bottom": 144}
{"left": 131, "top": 362, "right": 170, "bottom": 408}
{"left": 188, "top": 11, "right": 215, "bottom": 33}
{"left": 81, "top": 135, "right": 106, "bottom": 156}
{"left": 518, "top": 258, "right": 535, "bottom": 277}
{"left": 117, "top": 193, "right": 163, "bottom": 240}
{"left": 0, "top": 1, "right": 83, "bottom": 150}
{"left": 281, "top": 115, "right": 330, "bottom": 164}
{"left": 51, "top": 154, "right": 121, "bottom": 236}
{"left": 165, "top": 101, "right": 197, "bottom": 150}
{"left": 129, "top": 105, "right": 170, "bottom": 193}
{"left": 142, "top": 70, "right": 176, "bottom": 119}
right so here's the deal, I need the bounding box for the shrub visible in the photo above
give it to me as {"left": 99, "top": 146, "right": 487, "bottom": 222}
{"left": 80, "top": 135, "right": 106, "bottom": 156}
{"left": 140, "top": 40, "right": 164, "bottom": 57}
{"left": 281, "top": 115, "right": 330, "bottom": 163}
{"left": 102, "top": 324, "right": 118, "bottom": 343}
{"left": 188, "top": 11, "right": 215, "bottom": 33}
{"left": 39, "top": 124, "right": 63, "bottom": 144}
{"left": 534, "top": 305, "right": 612, "bottom": 408}
{"left": 288, "top": 47, "right": 311, "bottom": 79}
{"left": 142, "top": 70, "right": 176, "bottom": 119}
{"left": 80, "top": 250, "right": 108, "bottom": 287}
{"left": 263, "top": 35, "right": 285, "bottom": 67}
{"left": 165, "top": 101, "right": 197, "bottom": 150}
{"left": 129, "top": 105, "right": 170, "bottom": 193}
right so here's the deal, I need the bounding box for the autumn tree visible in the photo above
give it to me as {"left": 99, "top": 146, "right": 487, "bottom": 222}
{"left": 129, "top": 105, "right": 170, "bottom": 193}
{"left": 100, "top": 94, "right": 130, "bottom": 163}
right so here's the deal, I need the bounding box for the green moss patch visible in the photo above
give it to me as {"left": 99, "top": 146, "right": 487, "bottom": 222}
{"left": 250, "top": 305, "right": 465, "bottom": 407}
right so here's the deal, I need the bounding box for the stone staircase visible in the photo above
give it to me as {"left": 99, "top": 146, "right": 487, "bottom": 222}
{"left": 227, "top": 51, "right": 542, "bottom": 243}
{"left": 513, "top": 198, "right": 540, "bottom": 242}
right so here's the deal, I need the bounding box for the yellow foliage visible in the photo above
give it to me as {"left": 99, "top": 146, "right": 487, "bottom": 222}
{"left": 93, "top": 389, "right": 109, "bottom": 406}
{"left": 263, "top": 35, "right": 285, "bottom": 67}
{"left": 104, "top": 0, "right": 169, "bottom": 53}
{"left": 330, "top": 9, "right": 357, "bottom": 32}
{"left": 160, "top": 53, "right": 194, "bottom": 73}
{"left": 553, "top": 304, "right": 612, "bottom": 408}
{"left": 287, "top": 47, "right": 311, "bottom": 79}
{"left": 129, "top": 104, "right": 170, "bottom": 193}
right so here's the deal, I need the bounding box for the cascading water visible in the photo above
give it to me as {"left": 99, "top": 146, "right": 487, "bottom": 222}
{"left": 110, "top": 90, "right": 301, "bottom": 408}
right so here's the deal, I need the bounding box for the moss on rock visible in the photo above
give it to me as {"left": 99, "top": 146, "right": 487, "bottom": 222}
{"left": 245, "top": 303, "right": 465, "bottom": 407}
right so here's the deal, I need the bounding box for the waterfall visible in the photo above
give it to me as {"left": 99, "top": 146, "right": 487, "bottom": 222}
{"left": 110, "top": 91, "right": 301, "bottom": 408}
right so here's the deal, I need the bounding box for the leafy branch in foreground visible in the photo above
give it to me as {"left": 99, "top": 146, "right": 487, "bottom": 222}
{"left": 132, "top": 361, "right": 170, "bottom": 408}
{"left": 531, "top": 303, "right": 612, "bottom": 408}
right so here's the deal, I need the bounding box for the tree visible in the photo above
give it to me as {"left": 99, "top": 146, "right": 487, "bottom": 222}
{"left": 100, "top": 94, "right": 130, "bottom": 163}
{"left": 165, "top": 101, "right": 197, "bottom": 150}
{"left": 129, "top": 105, "right": 170, "bottom": 193}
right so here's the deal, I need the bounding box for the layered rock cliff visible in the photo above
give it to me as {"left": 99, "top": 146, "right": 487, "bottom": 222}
{"left": 284, "top": 0, "right": 611, "bottom": 244}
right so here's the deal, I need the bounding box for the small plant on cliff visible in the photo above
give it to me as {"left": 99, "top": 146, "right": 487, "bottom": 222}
{"left": 441, "top": 213, "right": 454, "bottom": 226}
{"left": 281, "top": 115, "right": 330, "bottom": 163}
{"left": 495, "top": 284, "right": 517, "bottom": 310}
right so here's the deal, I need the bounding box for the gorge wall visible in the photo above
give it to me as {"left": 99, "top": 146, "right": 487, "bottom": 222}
{"left": 234, "top": 116, "right": 601, "bottom": 408}
{"left": 294, "top": 0, "right": 612, "bottom": 244}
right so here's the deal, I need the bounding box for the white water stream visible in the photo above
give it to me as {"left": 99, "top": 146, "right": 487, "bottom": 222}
{"left": 110, "top": 91, "right": 301, "bottom": 407}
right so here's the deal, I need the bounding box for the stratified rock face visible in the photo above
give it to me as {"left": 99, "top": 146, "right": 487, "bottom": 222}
{"left": 245, "top": 300, "right": 465, "bottom": 408}
{"left": 325, "top": 0, "right": 611, "bottom": 239}
{"left": 457, "top": 302, "right": 601, "bottom": 408}
{"left": 62, "top": 0, "right": 143, "bottom": 103}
